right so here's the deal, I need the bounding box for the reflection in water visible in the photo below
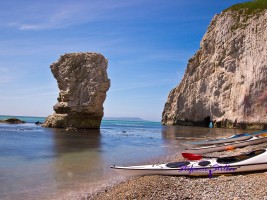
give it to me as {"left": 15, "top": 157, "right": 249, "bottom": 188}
{"left": 51, "top": 128, "right": 101, "bottom": 154}
{"left": 161, "top": 126, "right": 260, "bottom": 151}
{"left": 49, "top": 128, "right": 104, "bottom": 198}
{"left": 0, "top": 122, "right": 261, "bottom": 200}
{"left": 161, "top": 125, "right": 258, "bottom": 141}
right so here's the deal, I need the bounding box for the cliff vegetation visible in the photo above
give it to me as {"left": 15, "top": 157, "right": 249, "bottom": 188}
{"left": 225, "top": 0, "right": 267, "bottom": 14}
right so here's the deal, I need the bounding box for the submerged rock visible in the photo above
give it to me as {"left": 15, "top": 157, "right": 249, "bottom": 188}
{"left": 162, "top": 5, "right": 267, "bottom": 129}
{"left": 43, "top": 52, "right": 110, "bottom": 129}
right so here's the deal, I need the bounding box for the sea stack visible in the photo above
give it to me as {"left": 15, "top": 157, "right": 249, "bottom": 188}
{"left": 43, "top": 52, "right": 110, "bottom": 129}
{"left": 162, "top": 2, "right": 267, "bottom": 129}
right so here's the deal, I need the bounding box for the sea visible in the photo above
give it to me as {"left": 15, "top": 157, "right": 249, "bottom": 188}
{"left": 0, "top": 115, "right": 254, "bottom": 200}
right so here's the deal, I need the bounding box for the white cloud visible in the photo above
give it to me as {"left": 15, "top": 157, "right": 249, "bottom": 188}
{"left": 0, "top": 0, "right": 142, "bottom": 30}
{"left": 19, "top": 24, "right": 41, "bottom": 30}
{"left": 0, "top": 84, "right": 58, "bottom": 99}
{"left": 0, "top": 66, "right": 15, "bottom": 83}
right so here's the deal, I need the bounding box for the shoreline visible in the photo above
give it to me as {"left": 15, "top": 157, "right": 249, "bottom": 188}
{"left": 82, "top": 138, "right": 267, "bottom": 200}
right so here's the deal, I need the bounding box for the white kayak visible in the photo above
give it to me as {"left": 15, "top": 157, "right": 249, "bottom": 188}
{"left": 183, "top": 133, "right": 267, "bottom": 154}
{"left": 182, "top": 134, "right": 252, "bottom": 148}
{"left": 111, "top": 149, "right": 267, "bottom": 177}
{"left": 182, "top": 130, "right": 267, "bottom": 148}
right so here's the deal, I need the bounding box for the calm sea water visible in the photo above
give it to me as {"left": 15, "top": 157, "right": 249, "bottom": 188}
{"left": 0, "top": 115, "right": 254, "bottom": 199}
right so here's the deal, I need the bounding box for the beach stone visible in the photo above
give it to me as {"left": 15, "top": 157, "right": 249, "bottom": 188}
{"left": 43, "top": 52, "right": 110, "bottom": 129}
{"left": 85, "top": 142, "right": 267, "bottom": 200}
{"left": 162, "top": 9, "right": 267, "bottom": 129}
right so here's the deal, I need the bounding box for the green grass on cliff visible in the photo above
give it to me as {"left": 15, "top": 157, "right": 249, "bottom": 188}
{"left": 226, "top": 0, "right": 267, "bottom": 14}
{"left": 224, "top": 0, "right": 267, "bottom": 31}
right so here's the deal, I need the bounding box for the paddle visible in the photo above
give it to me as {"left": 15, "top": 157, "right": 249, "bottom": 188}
{"left": 182, "top": 152, "right": 202, "bottom": 160}
{"left": 182, "top": 152, "right": 221, "bottom": 160}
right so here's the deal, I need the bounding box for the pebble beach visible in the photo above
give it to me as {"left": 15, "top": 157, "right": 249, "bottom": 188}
{"left": 82, "top": 141, "right": 267, "bottom": 200}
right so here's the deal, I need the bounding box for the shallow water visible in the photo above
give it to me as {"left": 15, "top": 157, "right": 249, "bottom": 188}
{"left": 0, "top": 117, "right": 258, "bottom": 199}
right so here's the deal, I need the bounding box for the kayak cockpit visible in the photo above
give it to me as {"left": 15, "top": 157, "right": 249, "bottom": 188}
{"left": 166, "top": 161, "right": 190, "bottom": 168}
{"left": 217, "top": 149, "right": 266, "bottom": 164}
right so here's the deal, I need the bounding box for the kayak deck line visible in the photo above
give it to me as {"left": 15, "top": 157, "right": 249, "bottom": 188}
{"left": 182, "top": 130, "right": 267, "bottom": 148}
{"left": 112, "top": 162, "right": 267, "bottom": 170}
{"left": 183, "top": 135, "right": 267, "bottom": 154}
{"left": 111, "top": 149, "right": 267, "bottom": 177}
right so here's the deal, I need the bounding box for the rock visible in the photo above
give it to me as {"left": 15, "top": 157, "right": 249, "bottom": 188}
{"left": 35, "top": 121, "right": 43, "bottom": 125}
{"left": 66, "top": 126, "right": 78, "bottom": 132}
{"left": 0, "top": 118, "right": 25, "bottom": 124}
{"left": 162, "top": 6, "right": 267, "bottom": 129}
{"left": 43, "top": 52, "right": 110, "bottom": 129}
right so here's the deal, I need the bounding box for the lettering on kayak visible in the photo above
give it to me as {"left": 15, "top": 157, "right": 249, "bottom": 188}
{"left": 178, "top": 164, "right": 238, "bottom": 178}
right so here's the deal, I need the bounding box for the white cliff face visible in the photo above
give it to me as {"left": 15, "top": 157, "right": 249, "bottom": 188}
{"left": 162, "top": 9, "right": 267, "bottom": 129}
{"left": 43, "top": 52, "right": 110, "bottom": 129}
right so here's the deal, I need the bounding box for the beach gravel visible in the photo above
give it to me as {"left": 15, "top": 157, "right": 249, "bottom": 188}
{"left": 83, "top": 142, "right": 267, "bottom": 200}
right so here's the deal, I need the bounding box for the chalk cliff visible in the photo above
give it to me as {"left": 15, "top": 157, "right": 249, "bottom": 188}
{"left": 43, "top": 52, "right": 110, "bottom": 129}
{"left": 162, "top": 3, "right": 267, "bottom": 129}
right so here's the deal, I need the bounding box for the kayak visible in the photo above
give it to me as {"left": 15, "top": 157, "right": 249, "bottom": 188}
{"left": 182, "top": 130, "right": 267, "bottom": 148}
{"left": 183, "top": 134, "right": 267, "bottom": 154}
{"left": 111, "top": 149, "right": 267, "bottom": 177}
{"left": 182, "top": 134, "right": 252, "bottom": 148}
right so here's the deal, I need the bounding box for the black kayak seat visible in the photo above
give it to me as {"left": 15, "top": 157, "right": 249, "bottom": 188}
{"left": 198, "top": 160, "right": 211, "bottom": 166}
{"left": 166, "top": 161, "right": 190, "bottom": 168}
{"left": 217, "top": 149, "right": 266, "bottom": 164}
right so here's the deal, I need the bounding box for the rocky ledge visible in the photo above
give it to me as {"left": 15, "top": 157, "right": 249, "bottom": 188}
{"left": 0, "top": 118, "right": 25, "bottom": 124}
{"left": 43, "top": 52, "right": 110, "bottom": 129}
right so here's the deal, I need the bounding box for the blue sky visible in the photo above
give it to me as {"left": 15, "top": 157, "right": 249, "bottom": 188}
{"left": 0, "top": 0, "right": 249, "bottom": 122}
